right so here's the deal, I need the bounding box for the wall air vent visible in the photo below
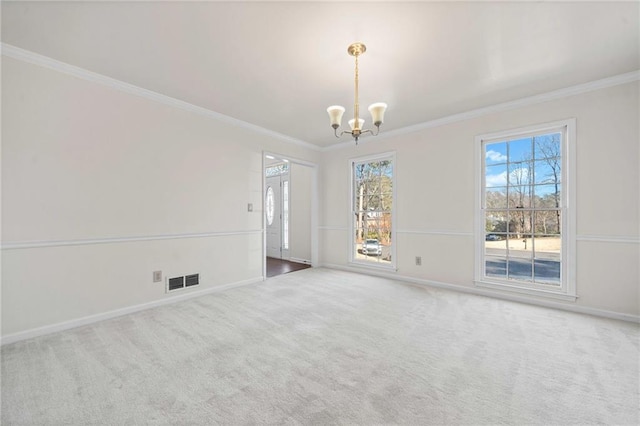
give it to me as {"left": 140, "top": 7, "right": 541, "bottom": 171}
{"left": 185, "top": 274, "right": 200, "bottom": 287}
{"left": 167, "top": 274, "right": 200, "bottom": 293}
{"left": 168, "top": 276, "right": 184, "bottom": 291}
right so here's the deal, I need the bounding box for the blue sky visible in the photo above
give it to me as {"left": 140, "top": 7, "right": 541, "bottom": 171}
{"left": 484, "top": 134, "right": 561, "bottom": 196}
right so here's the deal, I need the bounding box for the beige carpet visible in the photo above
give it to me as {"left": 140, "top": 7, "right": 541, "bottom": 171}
{"left": 2, "top": 268, "right": 638, "bottom": 425}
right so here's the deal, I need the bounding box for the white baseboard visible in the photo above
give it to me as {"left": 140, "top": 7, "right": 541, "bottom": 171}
{"left": 1, "top": 276, "right": 265, "bottom": 346}
{"left": 321, "top": 263, "right": 640, "bottom": 324}
{"left": 288, "top": 257, "right": 312, "bottom": 265}
{"left": 5, "top": 265, "right": 636, "bottom": 346}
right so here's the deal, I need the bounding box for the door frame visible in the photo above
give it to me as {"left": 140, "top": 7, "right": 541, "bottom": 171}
{"left": 262, "top": 151, "right": 318, "bottom": 279}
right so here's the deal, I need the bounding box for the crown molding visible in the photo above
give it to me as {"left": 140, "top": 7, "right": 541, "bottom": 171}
{"left": 1, "top": 43, "right": 320, "bottom": 152}
{"left": 322, "top": 69, "right": 640, "bottom": 152}
{"left": 3, "top": 43, "right": 637, "bottom": 154}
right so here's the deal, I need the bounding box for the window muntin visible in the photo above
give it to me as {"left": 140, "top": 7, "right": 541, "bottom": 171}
{"left": 351, "top": 154, "right": 395, "bottom": 268}
{"left": 480, "top": 124, "right": 572, "bottom": 296}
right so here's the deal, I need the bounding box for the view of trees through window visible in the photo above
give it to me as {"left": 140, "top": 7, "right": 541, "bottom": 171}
{"left": 484, "top": 132, "right": 562, "bottom": 285}
{"left": 352, "top": 157, "right": 393, "bottom": 265}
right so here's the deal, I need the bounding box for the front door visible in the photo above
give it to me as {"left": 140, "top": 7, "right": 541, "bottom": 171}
{"left": 266, "top": 175, "right": 282, "bottom": 258}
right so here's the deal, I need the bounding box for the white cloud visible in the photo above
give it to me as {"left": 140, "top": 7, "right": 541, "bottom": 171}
{"left": 486, "top": 171, "right": 507, "bottom": 187}
{"left": 486, "top": 167, "right": 531, "bottom": 188}
{"left": 486, "top": 150, "right": 507, "bottom": 162}
{"left": 509, "top": 167, "right": 530, "bottom": 184}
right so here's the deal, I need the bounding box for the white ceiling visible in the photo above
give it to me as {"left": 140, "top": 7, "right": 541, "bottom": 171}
{"left": 2, "top": 1, "right": 638, "bottom": 148}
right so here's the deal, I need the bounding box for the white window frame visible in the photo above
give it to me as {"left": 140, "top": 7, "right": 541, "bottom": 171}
{"left": 282, "top": 179, "right": 289, "bottom": 250}
{"left": 349, "top": 151, "right": 397, "bottom": 270}
{"left": 474, "top": 119, "right": 577, "bottom": 301}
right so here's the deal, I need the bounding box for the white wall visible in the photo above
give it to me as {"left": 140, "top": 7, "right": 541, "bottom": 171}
{"left": 1, "top": 56, "right": 317, "bottom": 338}
{"left": 319, "top": 81, "right": 639, "bottom": 318}
{"left": 289, "top": 163, "right": 312, "bottom": 263}
{"left": 2, "top": 52, "right": 637, "bottom": 341}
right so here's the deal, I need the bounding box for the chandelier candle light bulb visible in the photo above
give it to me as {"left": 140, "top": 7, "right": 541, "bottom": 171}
{"left": 349, "top": 118, "right": 365, "bottom": 131}
{"left": 327, "top": 42, "right": 387, "bottom": 144}
{"left": 368, "top": 102, "right": 387, "bottom": 127}
{"left": 327, "top": 106, "right": 346, "bottom": 129}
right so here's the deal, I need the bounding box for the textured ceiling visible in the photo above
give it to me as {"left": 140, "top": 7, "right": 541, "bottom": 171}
{"left": 2, "top": 1, "right": 639, "bottom": 148}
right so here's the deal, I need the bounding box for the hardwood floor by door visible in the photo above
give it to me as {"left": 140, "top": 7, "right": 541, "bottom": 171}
{"left": 266, "top": 257, "right": 311, "bottom": 277}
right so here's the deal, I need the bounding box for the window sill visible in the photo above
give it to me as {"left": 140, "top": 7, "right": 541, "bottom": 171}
{"left": 475, "top": 279, "right": 578, "bottom": 302}
{"left": 349, "top": 260, "right": 398, "bottom": 273}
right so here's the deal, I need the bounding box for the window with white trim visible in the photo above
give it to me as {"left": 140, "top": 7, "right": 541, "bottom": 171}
{"left": 351, "top": 153, "right": 395, "bottom": 268}
{"left": 283, "top": 180, "right": 289, "bottom": 250}
{"left": 266, "top": 186, "right": 275, "bottom": 226}
{"left": 476, "top": 120, "right": 576, "bottom": 299}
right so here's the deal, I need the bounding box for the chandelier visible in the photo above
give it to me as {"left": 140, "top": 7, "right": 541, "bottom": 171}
{"left": 327, "top": 42, "right": 387, "bottom": 144}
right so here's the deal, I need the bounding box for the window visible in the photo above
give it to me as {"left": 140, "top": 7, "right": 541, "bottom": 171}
{"left": 476, "top": 120, "right": 576, "bottom": 300}
{"left": 351, "top": 152, "right": 395, "bottom": 268}
{"left": 265, "top": 163, "right": 288, "bottom": 177}
{"left": 283, "top": 180, "right": 289, "bottom": 250}
{"left": 265, "top": 186, "right": 275, "bottom": 226}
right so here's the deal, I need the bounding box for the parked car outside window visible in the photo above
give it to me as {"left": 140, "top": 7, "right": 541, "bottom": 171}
{"left": 362, "top": 239, "right": 383, "bottom": 256}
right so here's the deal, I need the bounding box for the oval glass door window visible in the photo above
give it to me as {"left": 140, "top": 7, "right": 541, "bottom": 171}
{"left": 266, "top": 186, "right": 275, "bottom": 225}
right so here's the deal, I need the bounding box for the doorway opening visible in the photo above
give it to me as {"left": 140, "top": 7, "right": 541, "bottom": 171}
{"left": 263, "top": 153, "right": 317, "bottom": 278}
{"left": 266, "top": 258, "right": 311, "bottom": 278}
